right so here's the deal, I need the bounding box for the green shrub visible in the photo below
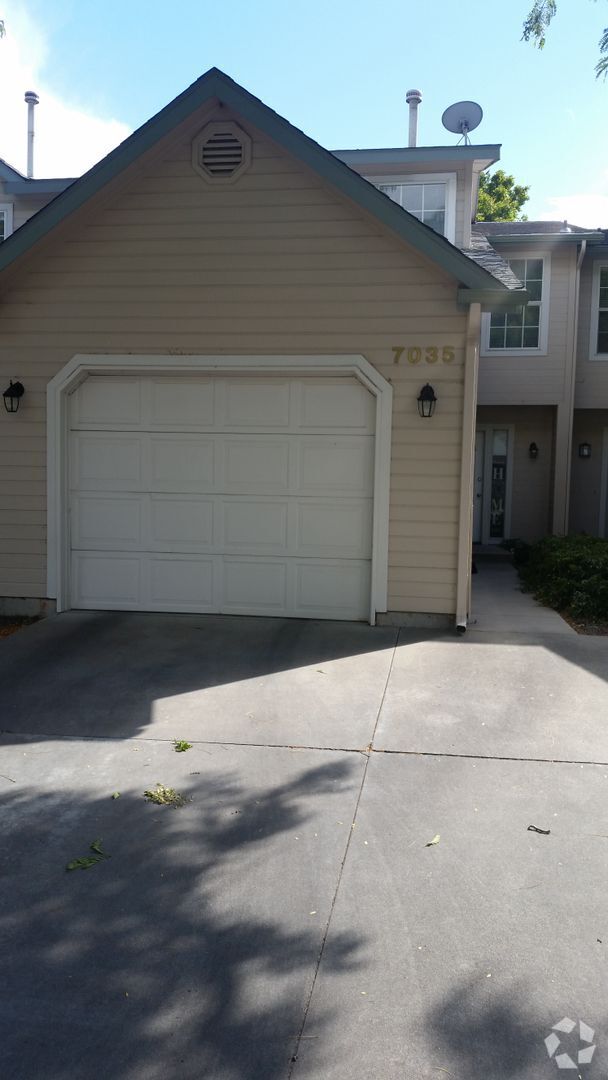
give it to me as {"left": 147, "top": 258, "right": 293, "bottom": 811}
{"left": 519, "top": 534, "right": 608, "bottom": 620}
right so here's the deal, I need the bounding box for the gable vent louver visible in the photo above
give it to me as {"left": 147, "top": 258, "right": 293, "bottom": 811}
{"left": 201, "top": 131, "right": 243, "bottom": 176}
{"left": 192, "top": 121, "right": 252, "bottom": 185}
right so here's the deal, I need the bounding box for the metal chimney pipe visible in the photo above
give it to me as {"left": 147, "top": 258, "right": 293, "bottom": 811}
{"left": 24, "top": 90, "right": 39, "bottom": 178}
{"left": 406, "top": 88, "right": 422, "bottom": 147}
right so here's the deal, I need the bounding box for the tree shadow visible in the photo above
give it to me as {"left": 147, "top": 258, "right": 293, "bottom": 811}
{"left": 428, "top": 975, "right": 605, "bottom": 1079}
{"left": 0, "top": 756, "right": 364, "bottom": 1080}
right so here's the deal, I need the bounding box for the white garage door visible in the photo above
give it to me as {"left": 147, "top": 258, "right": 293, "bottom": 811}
{"left": 69, "top": 374, "right": 375, "bottom": 620}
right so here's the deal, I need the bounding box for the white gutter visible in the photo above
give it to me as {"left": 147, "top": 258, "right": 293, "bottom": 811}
{"left": 455, "top": 302, "right": 481, "bottom": 632}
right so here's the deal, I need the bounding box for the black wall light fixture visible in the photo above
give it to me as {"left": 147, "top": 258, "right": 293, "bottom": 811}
{"left": 3, "top": 380, "right": 25, "bottom": 414}
{"left": 528, "top": 442, "right": 539, "bottom": 460}
{"left": 579, "top": 442, "right": 592, "bottom": 459}
{"left": 417, "top": 383, "right": 437, "bottom": 418}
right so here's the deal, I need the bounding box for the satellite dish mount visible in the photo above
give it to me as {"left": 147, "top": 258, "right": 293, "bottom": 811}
{"left": 441, "top": 101, "right": 483, "bottom": 145}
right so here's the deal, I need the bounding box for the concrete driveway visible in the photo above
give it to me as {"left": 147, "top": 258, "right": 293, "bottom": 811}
{"left": 2, "top": 606, "right": 608, "bottom": 1080}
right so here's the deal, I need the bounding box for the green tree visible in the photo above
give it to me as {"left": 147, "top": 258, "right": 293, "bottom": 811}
{"left": 476, "top": 170, "right": 530, "bottom": 222}
{"left": 523, "top": 1, "right": 608, "bottom": 78}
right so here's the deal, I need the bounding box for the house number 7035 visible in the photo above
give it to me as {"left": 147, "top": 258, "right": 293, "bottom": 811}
{"left": 392, "top": 346, "right": 455, "bottom": 365}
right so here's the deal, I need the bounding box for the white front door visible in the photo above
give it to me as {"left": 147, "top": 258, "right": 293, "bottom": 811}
{"left": 68, "top": 374, "right": 375, "bottom": 620}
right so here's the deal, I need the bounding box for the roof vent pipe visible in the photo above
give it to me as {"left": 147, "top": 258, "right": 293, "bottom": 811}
{"left": 406, "top": 88, "right": 422, "bottom": 147}
{"left": 24, "top": 90, "right": 39, "bottom": 179}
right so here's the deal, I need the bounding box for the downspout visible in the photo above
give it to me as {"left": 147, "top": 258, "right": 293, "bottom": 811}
{"left": 455, "top": 301, "right": 481, "bottom": 632}
{"left": 561, "top": 239, "right": 586, "bottom": 528}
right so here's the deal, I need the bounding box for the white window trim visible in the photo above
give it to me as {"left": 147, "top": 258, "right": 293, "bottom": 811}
{"left": 589, "top": 260, "right": 608, "bottom": 361}
{"left": 0, "top": 202, "right": 14, "bottom": 240}
{"left": 365, "top": 172, "right": 457, "bottom": 244}
{"left": 47, "top": 353, "right": 392, "bottom": 625}
{"left": 481, "top": 252, "right": 551, "bottom": 357}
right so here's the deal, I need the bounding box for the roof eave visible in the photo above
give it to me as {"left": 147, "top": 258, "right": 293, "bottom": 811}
{"left": 457, "top": 287, "right": 529, "bottom": 311}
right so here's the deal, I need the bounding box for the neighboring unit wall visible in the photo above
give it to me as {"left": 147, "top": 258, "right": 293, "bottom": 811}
{"left": 478, "top": 244, "right": 577, "bottom": 405}
{"left": 575, "top": 243, "right": 608, "bottom": 408}
{"left": 477, "top": 405, "right": 554, "bottom": 542}
{"left": 569, "top": 409, "right": 608, "bottom": 535}
{"left": 0, "top": 106, "right": 469, "bottom": 617}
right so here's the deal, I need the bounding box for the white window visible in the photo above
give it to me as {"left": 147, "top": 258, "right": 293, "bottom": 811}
{"left": 482, "top": 255, "right": 549, "bottom": 355}
{"left": 590, "top": 262, "right": 608, "bottom": 360}
{"left": 0, "top": 204, "right": 14, "bottom": 242}
{"left": 368, "top": 173, "right": 457, "bottom": 243}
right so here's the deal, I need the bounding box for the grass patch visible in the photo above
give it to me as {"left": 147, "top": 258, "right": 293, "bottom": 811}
{"left": 143, "top": 783, "right": 188, "bottom": 808}
{"left": 173, "top": 739, "right": 193, "bottom": 753}
{"left": 518, "top": 534, "right": 608, "bottom": 623}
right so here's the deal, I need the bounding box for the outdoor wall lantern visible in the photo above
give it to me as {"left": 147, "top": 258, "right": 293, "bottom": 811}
{"left": 417, "top": 383, "right": 437, "bottom": 418}
{"left": 2, "top": 380, "right": 24, "bottom": 414}
{"left": 579, "top": 442, "right": 592, "bottom": 459}
{"left": 528, "top": 442, "right": 539, "bottom": 460}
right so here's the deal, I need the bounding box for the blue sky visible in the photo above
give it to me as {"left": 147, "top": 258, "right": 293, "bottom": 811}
{"left": 1, "top": 0, "right": 607, "bottom": 224}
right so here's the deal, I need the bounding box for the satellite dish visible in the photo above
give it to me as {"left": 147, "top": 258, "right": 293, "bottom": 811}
{"left": 441, "top": 101, "right": 483, "bottom": 145}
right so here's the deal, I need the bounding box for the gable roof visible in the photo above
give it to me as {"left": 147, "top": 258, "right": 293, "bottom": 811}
{"left": 0, "top": 157, "right": 26, "bottom": 181}
{"left": 0, "top": 68, "right": 524, "bottom": 304}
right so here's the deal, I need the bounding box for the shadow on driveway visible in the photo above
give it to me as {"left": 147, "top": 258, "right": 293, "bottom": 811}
{"left": 0, "top": 752, "right": 364, "bottom": 1080}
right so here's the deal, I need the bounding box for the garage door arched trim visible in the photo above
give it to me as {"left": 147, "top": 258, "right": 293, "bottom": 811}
{"left": 47, "top": 355, "right": 392, "bottom": 623}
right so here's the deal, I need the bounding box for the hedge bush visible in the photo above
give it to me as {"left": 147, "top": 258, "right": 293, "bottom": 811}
{"left": 517, "top": 534, "right": 608, "bottom": 621}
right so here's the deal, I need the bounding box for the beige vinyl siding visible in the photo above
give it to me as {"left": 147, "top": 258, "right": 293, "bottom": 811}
{"left": 478, "top": 244, "right": 576, "bottom": 405}
{"left": 569, "top": 409, "right": 608, "bottom": 534}
{"left": 477, "top": 405, "right": 555, "bottom": 542}
{"left": 575, "top": 246, "right": 608, "bottom": 408}
{"left": 0, "top": 106, "right": 468, "bottom": 615}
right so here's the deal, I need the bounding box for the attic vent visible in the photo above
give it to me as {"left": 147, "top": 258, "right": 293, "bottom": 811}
{"left": 192, "top": 121, "right": 252, "bottom": 185}
{"left": 201, "top": 130, "right": 243, "bottom": 175}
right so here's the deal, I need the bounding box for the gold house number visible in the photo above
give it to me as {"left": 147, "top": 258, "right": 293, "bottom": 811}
{"left": 392, "top": 345, "right": 456, "bottom": 365}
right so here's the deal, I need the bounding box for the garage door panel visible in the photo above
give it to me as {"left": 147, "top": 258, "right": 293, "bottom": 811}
{"left": 72, "top": 552, "right": 143, "bottom": 608}
{"left": 71, "top": 377, "right": 143, "bottom": 429}
{"left": 222, "top": 557, "right": 288, "bottom": 613}
{"left": 297, "top": 438, "right": 374, "bottom": 495}
{"left": 150, "top": 378, "right": 215, "bottom": 429}
{"left": 222, "top": 499, "right": 289, "bottom": 553}
{"left": 297, "top": 380, "right": 375, "bottom": 433}
{"left": 72, "top": 494, "right": 143, "bottom": 550}
{"left": 149, "top": 555, "right": 215, "bottom": 610}
{"left": 69, "top": 373, "right": 375, "bottom": 621}
{"left": 71, "top": 433, "right": 143, "bottom": 491}
{"left": 223, "top": 438, "right": 291, "bottom": 493}
{"left": 294, "top": 561, "right": 370, "bottom": 619}
{"left": 150, "top": 435, "right": 216, "bottom": 492}
{"left": 149, "top": 496, "right": 214, "bottom": 550}
{"left": 296, "top": 500, "right": 372, "bottom": 558}
{"left": 223, "top": 378, "right": 291, "bottom": 429}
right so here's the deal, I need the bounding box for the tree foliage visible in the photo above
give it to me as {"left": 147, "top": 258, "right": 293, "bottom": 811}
{"left": 476, "top": 170, "right": 530, "bottom": 222}
{"left": 523, "top": 0, "right": 608, "bottom": 78}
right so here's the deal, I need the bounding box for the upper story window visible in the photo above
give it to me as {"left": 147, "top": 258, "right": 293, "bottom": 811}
{"left": 0, "top": 204, "right": 14, "bottom": 242}
{"left": 483, "top": 256, "right": 549, "bottom": 355}
{"left": 590, "top": 262, "right": 608, "bottom": 360}
{"left": 368, "top": 173, "right": 457, "bottom": 243}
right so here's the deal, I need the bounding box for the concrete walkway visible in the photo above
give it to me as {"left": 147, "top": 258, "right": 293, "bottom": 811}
{"left": 2, "top": 608, "right": 608, "bottom": 1080}
{"left": 471, "top": 556, "right": 575, "bottom": 635}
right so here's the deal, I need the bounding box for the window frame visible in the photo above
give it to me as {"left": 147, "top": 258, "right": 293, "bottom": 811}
{"left": 0, "top": 203, "right": 14, "bottom": 242}
{"left": 365, "top": 172, "right": 457, "bottom": 244}
{"left": 589, "top": 260, "right": 608, "bottom": 362}
{"left": 481, "top": 251, "right": 551, "bottom": 357}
